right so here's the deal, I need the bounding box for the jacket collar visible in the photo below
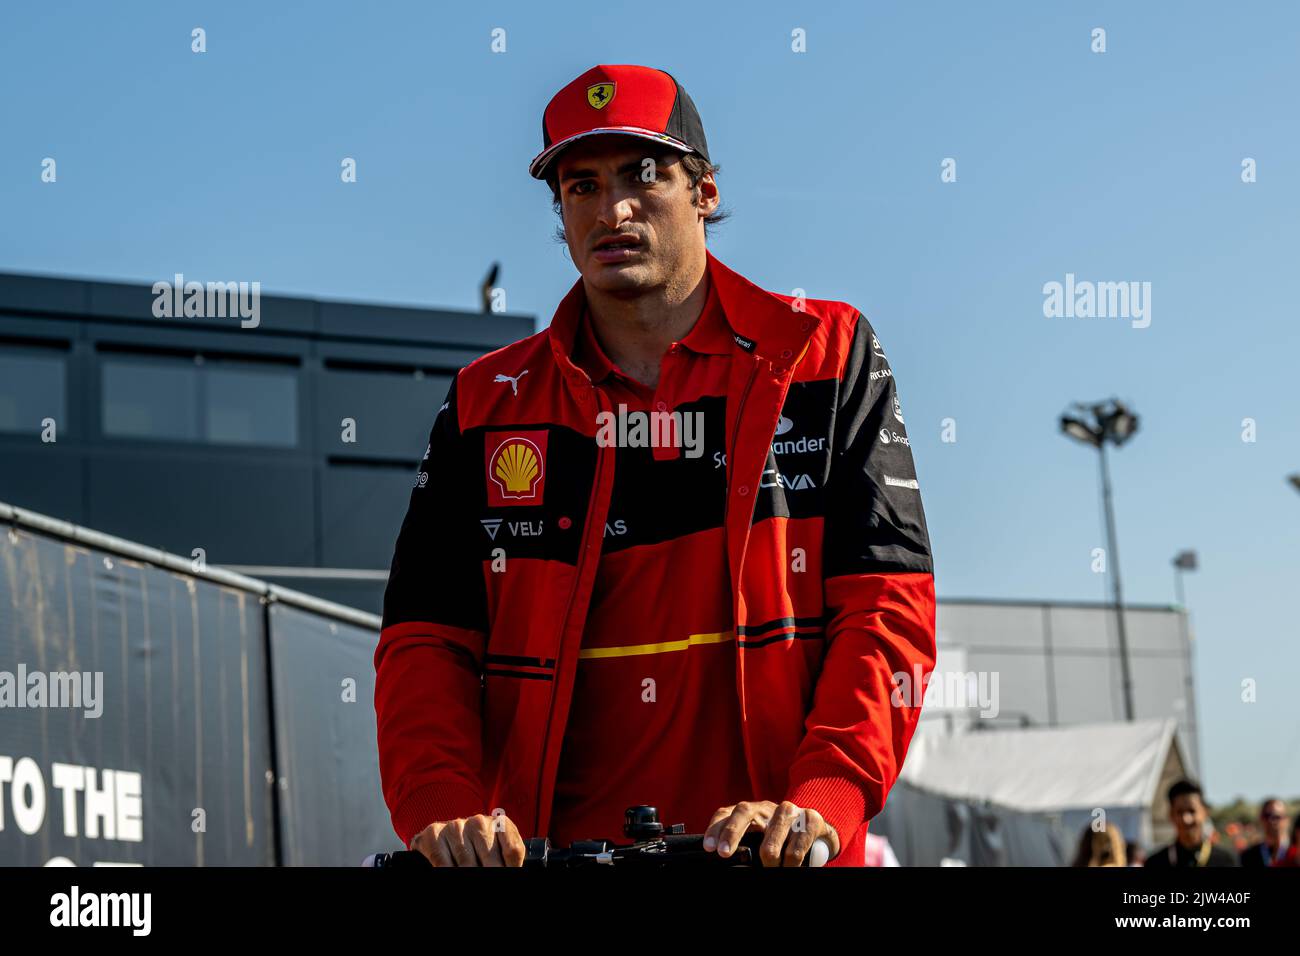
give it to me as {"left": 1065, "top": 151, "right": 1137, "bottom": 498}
{"left": 704, "top": 248, "right": 821, "bottom": 362}
{"left": 573, "top": 272, "right": 732, "bottom": 385}
{"left": 549, "top": 250, "right": 821, "bottom": 400}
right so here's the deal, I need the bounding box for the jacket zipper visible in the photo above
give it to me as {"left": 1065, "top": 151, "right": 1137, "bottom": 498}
{"left": 535, "top": 385, "right": 614, "bottom": 832}
{"left": 726, "top": 355, "right": 763, "bottom": 795}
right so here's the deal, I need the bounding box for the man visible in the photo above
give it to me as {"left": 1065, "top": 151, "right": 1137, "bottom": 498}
{"left": 1144, "top": 780, "right": 1238, "bottom": 868}
{"left": 374, "top": 64, "right": 936, "bottom": 867}
{"left": 1239, "top": 797, "right": 1291, "bottom": 867}
{"left": 1276, "top": 815, "right": 1300, "bottom": 866}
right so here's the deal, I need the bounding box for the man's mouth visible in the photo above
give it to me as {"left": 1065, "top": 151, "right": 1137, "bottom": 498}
{"left": 592, "top": 235, "right": 643, "bottom": 263}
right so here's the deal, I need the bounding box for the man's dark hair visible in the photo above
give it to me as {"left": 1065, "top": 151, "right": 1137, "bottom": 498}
{"left": 544, "top": 147, "right": 731, "bottom": 244}
{"left": 1167, "top": 779, "right": 1204, "bottom": 805}
{"left": 1259, "top": 796, "right": 1282, "bottom": 816}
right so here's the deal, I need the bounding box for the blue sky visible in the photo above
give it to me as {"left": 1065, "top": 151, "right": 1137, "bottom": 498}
{"left": 3, "top": 1, "right": 1297, "bottom": 806}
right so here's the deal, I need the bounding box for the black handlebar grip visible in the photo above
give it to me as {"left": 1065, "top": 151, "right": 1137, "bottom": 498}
{"left": 660, "top": 830, "right": 820, "bottom": 866}
{"left": 363, "top": 850, "right": 432, "bottom": 868}
{"left": 734, "top": 830, "right": 818, "bottom": 866}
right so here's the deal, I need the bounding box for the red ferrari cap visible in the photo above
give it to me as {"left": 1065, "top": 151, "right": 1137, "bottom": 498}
{"left": 529, "top": 64, "right": 710, "bottom": 180}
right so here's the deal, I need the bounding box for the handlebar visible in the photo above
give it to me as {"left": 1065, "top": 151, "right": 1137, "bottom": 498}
{"left": 363, "top": 805, "right": 832, "bottom": 868}
{"left": 364, "top": 829, "right": 831, "bottom": 868}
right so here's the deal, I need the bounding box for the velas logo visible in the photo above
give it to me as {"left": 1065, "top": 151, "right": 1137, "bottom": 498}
{"left": 486, "top": 431, "right": 548, "bottom": 507}
{"left": 587, "top": 82, "right": 615, "bottom": 109}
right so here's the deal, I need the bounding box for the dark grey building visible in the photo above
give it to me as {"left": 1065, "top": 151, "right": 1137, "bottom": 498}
{"left": 0, "top": 270, "right": 533, "bottom": 613}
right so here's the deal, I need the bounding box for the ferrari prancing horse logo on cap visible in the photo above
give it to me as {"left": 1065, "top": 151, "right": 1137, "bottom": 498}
{"left": 587, "top": 82, "right": 615, "bottom": 110}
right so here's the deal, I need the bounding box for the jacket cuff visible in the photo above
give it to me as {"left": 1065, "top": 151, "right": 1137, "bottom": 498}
{"left": 785, "top": 772, "right": 867, "bottom": 860}
{"left": 392, "top": 781, "right": 485, "bottom": 848}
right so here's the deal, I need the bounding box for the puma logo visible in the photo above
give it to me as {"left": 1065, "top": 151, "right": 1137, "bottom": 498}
{"left": 493, "top": 369, "right": 529, "bottom": 396}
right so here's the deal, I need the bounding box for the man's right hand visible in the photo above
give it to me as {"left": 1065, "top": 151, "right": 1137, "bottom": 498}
{"left": 409, "top": 812, "right": 526, "bottom": 867}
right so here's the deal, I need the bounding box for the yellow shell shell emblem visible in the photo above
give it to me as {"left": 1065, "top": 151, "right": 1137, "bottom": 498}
{"left": 493, "top": 440, "right": 541, "bottom": 496}
{"left": 587, "top": 82, "right": 615, "bottom": 110}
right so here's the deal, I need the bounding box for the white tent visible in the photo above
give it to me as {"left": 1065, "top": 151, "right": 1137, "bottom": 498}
{"left": 899, "top": 718, "right": 1189, "bottom": 849}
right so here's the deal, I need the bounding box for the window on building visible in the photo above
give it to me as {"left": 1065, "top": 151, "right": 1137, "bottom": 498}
{"left": 206, "top": 365, "right": 298, "bottom": 446}
{"left": 102, "top": 359, "right": 199, "bottom": 441}
{"left": 0, "top": 342, "right": 68, "bottom": 436}
{"left": 100, "top": 351, "right": 298, "bottom": 447}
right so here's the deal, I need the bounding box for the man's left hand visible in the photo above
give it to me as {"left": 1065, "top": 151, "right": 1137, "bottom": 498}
{"left": 703, "top": 800, "right": 840, "bottom": 866}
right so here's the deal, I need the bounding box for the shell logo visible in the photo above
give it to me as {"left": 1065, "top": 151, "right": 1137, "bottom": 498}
{"left": 489, "top": 437, "right": 544, "bottom": 500}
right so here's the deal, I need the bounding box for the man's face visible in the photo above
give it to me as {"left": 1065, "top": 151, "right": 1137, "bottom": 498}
{"left": 1261, "top": 800, "right": 1289, "bottom": 842}
{"left": 553, "top": 135, "right": 718, "bottom": 296}
{"left": 1170, "top": 792, "right": 1207, "bottom": 846}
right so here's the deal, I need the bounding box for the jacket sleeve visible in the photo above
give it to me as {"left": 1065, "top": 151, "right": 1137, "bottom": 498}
{"left": 784, "top": 312, "right": 936, "bottom": 852}
{"left": 374, "top": 373, "right": 491, "bottom": 847}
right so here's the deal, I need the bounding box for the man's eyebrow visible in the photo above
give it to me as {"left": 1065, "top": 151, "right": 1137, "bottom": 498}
{"left": 559, "top": 157, "right": 661, "bottom": 183}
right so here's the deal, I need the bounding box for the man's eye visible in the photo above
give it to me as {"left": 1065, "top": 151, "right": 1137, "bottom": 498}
{"left": 571, "top": 181, "right": 595, "bottom": 195}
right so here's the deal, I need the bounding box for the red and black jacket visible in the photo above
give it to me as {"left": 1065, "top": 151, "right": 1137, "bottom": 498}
{"left": 375, "top": 250, "right": 936, "bottom": 866}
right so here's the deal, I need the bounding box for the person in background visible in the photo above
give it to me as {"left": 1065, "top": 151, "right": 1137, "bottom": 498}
{"left": 1125, "top": 841, "right": 1146, "bottom": 867}
{"left": 864, "top": 832, "right": 901, "bottom": 867}
{"left": 1071, "top": 823, "right": 1127, "bottom": 867}
{"left": 1239, "top": 798, "right": 1290, "bottom": 867}
{"left": 1144, "top": 779, "right": 1238, "bottom": 868}
{"left": 1271, "top": 814, "right": 1300, "bottom": 867}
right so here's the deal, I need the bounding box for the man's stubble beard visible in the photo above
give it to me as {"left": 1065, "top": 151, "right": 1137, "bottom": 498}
{"left": 578, "top": 245, "right": 671, "bottom": 299}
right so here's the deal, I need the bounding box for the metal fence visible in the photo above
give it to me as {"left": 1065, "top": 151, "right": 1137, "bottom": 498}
{"left": 0, "top": 501, "right": 392, "bottom": 866}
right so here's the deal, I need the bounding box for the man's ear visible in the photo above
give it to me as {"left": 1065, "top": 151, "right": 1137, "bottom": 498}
{"left": 695, "top": 174, "right": 719, "bottom": 215}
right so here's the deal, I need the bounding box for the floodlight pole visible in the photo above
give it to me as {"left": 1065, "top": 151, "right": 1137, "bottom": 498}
{"left": 1097, "top": 439, "right": 1136, "bottom": 723}
{"left": 1063, "top": 401, "right": 1139, "bottom": 724}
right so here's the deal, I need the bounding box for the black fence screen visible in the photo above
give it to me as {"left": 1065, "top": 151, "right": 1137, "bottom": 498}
{"left": 0, "top": 507, "right": 391, "bottom": 866}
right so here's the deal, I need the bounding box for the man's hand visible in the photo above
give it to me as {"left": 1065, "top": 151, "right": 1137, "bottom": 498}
{"left": 704, "top": 800, "right": 840, "bottom": 866}
{"left": 409, "top": 812, "right": 526, "bottom": 867}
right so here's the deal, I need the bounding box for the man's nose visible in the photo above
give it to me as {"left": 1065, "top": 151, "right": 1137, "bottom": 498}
{"left": 597, "top": 191, "right": 634, "bottom": 228}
